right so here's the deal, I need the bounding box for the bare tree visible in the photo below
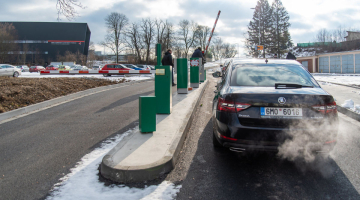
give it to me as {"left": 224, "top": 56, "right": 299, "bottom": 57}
{"left": 0, "top": 23, "right": 19, "bottom": 63}
{"left": 141, "top": 18, "right": 155, "bottom": 64}
{"left": 155, "top": 19, "right": 167, "bottom": 53}
{"left": 164, "top": 22, "right": 175, "bottom": 51}
{"left": 178, "top": 20, "right": 198, "bottom": 58}
{"left": 210, "top": 37, "right": 223, "bottom": 61}
{"left": 125, "top": 22, "right": 144, "bottom": 63}
{"left": 221, "top": 43, "right": 237, "bottom": 58}
{"left": 101, "top": 12, "right": 129, "bottom": 63}
{"left": 155, "top": 19, "right": 175, "bottom": 54}
{"left": 56, "top": 0, "right": 84, "bottom": 21}
{"left": 195, "top": 25, "right": 211, "bottom": 50}
{"left": 87, "top": 42, "right": 96, "bottom": 67}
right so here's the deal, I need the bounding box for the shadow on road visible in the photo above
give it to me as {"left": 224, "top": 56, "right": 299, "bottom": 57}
{"left": 96, "top": 90, "right": 154, "bottom": 113}
{"left": 177, "top": 119, "right": 360, "bottom": 200}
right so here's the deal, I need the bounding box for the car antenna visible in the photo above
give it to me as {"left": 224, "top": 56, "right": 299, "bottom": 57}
{"left": 265, "top": 59, "right": 268, "bottom": 64}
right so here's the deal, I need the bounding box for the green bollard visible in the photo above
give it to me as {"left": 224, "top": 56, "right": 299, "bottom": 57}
{"left": 204, "top": 69, "right": 206, "bottom": 80}
{"left": 177, "top": 58, "right": 188, "bottom": 94}
{"left": 155, "top": 65, "right": 172, "bottom": 114}
{"left": 139, "top": 96, "right": 156, "bottom": 133}
{"left": 190, "top": 57, "right": 200, "bottom": 88}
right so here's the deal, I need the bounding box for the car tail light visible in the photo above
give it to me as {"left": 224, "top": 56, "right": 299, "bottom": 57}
{"left": 217, "top": 97, "right": 251, "bottom": 113}
{"left": 312, "top": 101, "right": 337, "bottom": 114}
{"left": 217, "top": 97, "right": 236, "bottom": 112}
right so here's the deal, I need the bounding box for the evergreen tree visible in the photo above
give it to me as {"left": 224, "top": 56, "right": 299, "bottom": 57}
{"left": 246, "top": 0, "right": 273, "bottom": 58}
{"left": 270, "top": 0, "right": 291, "bottom": 58}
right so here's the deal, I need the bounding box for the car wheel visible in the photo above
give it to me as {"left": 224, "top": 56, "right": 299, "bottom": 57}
{"left": 213, "top": 132, "right": 222, "bottom": 148}
{"left": 13, "top": 71, "right": 19, "bottom": 77}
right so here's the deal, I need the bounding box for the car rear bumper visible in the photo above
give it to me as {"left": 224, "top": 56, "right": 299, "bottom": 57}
{"left": 213, "top": 115, "right": 338, "bottom": 153}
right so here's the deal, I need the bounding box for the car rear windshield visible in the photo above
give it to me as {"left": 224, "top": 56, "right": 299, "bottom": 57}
{"left": 230, "top": 64, "right": 318, "bottom": 87}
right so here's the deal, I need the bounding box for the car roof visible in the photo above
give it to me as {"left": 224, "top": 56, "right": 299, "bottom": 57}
{"left": 231, "top": 58, "right": 301, "bottom": 66}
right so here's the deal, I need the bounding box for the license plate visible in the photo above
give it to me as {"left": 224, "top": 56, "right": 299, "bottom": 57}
{"left": 261, "top": 107, "right": 303, "bottom": 117}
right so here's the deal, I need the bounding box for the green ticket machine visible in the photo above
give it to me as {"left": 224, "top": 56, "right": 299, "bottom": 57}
{"left": 190, "top": 57, "right": 200, "bottom": 88}
{"left": 177, "top": 58, "right": 188, "bottom": 94}
{"left": 155, "top": 65, "right": 172, "bottom": 114}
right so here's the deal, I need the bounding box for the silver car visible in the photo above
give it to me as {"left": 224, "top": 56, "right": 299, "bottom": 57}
{"left": 0, "top": 64, "right": 22, "bottom": 77}
{"left": 17, "top": 65, "right": 29, "bottom": 72}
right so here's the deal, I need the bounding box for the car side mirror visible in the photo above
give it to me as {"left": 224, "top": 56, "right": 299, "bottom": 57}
{"left": 212, "top": 71, "right": 222, "bottom": 78}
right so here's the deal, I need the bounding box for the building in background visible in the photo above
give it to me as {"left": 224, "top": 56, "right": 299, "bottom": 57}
{"left": 0, "top": 22, "right": 91, "bottom": 65}
{"left": 297, "top": 50, "right": 360, "bottom": 73}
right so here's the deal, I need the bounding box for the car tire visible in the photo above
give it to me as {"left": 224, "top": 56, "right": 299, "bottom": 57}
{"left": 213, "top": 132, "right": 222, "bottom": 148}
{"left": 13, "top": 71, "right": 19, "bottom": 77}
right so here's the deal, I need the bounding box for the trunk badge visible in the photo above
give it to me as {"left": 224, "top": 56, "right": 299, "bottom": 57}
{"left": 278, "top": 97, "right": 286, "bottom": 104}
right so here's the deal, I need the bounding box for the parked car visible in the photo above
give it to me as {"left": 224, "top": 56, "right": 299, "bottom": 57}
{"left": 212, "top": 58, "right": 338, "bottom": 156}
{"left": 69, "top": 65, "right": 81, "bottom": 70}
{"left": 101, "top": 63, "right": 132, "bottom": 77}
{"left": 45, "top": 65, "right": 59, "bottom": 70}
{"left": 136, "top": 64, "right": 151, "bottom": 70}
{"left": 0, "top": 64, "right": 22, "bottom": 77}
{"left": 17, "top": 65, "right": 29, "bottom": 72}
{"left": 92, "top": 66, "right": 101, "bottom": 70}
{"left": 123, "top": 64, "right": 142, "bottom": 70}
{"left": 73, "top": 66, "right": 88, "bottom": 70}
{"left": 148, "top": 65, "right": 155, "bottom": 70}
{"left": 58, "top": 65, "right": 71, "bottom": 70}
{"left": 29, "top": 66, "right": 45, "bottom": 73}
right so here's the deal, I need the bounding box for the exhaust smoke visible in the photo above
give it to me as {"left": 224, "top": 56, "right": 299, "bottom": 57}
{"left": 277, "top": 118, "right": 339, "bottom": 177}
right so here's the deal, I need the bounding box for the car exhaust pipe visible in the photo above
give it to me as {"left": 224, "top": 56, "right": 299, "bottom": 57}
{"left": 229, "top": 147, "right": 246, "bottom": 153}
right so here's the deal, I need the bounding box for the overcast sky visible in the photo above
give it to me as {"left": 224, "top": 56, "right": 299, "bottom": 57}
{"left": 2, "top": 0, "right": 360, "bottom": 56}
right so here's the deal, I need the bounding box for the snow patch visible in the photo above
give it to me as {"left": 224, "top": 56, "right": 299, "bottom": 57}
{"left": 341, "top": 99, "right": 354, "bottom": 109}
{"left": 46, "top": 128, "right": 181, "bottom": 200}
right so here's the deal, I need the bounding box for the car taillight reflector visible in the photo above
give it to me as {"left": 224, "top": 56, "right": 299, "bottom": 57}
{"left": 312, "top": 102, "right": 337, "bottom": 114}
{"left": 220, "top": 134, "right": 238, "bottom": 141}
{"left": 235, "top": 103, "right": 251, "bottom": 112}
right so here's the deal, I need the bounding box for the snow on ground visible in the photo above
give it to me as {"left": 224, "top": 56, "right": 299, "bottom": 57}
{"left": 46, "top": 127, "right": 181, "bottom": 200}
{"left": 204, "top": 62, "right": 219, "bottom": 68}
{"left": 312, "top": 73, "right": 360, "bottom": 86}
{"left": 19, "top": 72, "right": 153, "bottom": 82}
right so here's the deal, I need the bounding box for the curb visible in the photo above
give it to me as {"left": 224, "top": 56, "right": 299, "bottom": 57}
{"left": 337, "top": 105, "right": 360, "bottom": 122}
{"left": 317, "top": 80, "right": 360, "bottom": 121}
{"left": 0, "top": 78, "right": 154, "bottom": 123}
{"left": 319, "top": 80, "right": 360, "bottom": 90}
{"left": 100, "top": 80, "right": 209, "bottom": 183}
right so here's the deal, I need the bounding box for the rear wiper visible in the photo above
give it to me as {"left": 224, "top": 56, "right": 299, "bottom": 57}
{"left": 275, "top": 83, "right": 313, "bottom": 89}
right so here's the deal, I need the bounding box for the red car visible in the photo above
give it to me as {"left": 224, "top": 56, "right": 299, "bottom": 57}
{"left": 45, "top": 65, "right": 59, "bottom": 70}
{"left": 29, "top": 66, "right": 45, "bottom": 73}
{"left": 101, "top": 64, "right": 131, "bottom": 77}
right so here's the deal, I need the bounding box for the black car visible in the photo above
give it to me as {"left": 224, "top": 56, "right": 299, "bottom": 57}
{"left": 212, "top": 59, "right": 338, "bottom": 156}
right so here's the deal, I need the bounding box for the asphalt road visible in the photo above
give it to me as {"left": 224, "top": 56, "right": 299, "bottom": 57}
{"left": 0, "top": 80, "right": 155, "bottom": 200}
{"left": 168, "top": 75, "right": 360, "bottom": 199}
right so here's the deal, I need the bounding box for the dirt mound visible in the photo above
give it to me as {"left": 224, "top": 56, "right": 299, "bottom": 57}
{"left": 0, "top": 77, "right": 126, "bottom": 113}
